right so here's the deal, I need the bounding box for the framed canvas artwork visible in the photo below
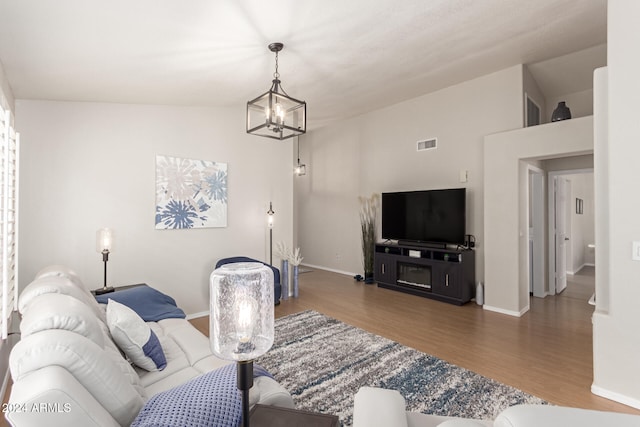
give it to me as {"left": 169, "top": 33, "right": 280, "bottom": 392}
{"left": 155, "top": 155, "right": 228, "bottom": 229}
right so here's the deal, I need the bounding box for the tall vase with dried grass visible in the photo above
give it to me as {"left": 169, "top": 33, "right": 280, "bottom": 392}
{"left": 275, "top": 241, "right": 290, "bottom": 300}
{"left": 289, "top": 247, "right": 303, "bottom": 298}
{"left": 359, "top": 194, "right": 379, "bottom": 284}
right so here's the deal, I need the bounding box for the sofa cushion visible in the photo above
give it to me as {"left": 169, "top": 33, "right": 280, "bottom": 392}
{"left": 494, "top": 404, "right": 640, "bottom": 427}
{"left": 19, "top": 276, "right": 106, "bottom": 322}
{"left": 354, "top": 387, "right": 409, "bottom": 427}
{"left": 20, "top": 293, "right": 105, "bottom": 347}
{"left": 136, "top": 329, "right": 191, "bottom": 388}
{"left": 136, "top": 321, "right": 231, "bottom": 397}
{"left": 103, "top": 345, "right": 147, "bottom": 399}
{"left": 10, "top": 329, "right": 145, "bottom": 426}
{"left": 107, "top": 300, "right": 167, "bottom": 371}
{"left": 35, "top": 265, "right": 88, "bottom": 291}
{"left": 158, "top": 318, "right": 215, "bottom": 366}
{"left": 438, "top": 420, "right": 489, "bottom": 427}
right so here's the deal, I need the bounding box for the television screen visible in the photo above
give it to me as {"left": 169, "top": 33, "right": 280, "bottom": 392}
{"left": 382, "top": 188, "right": 466, "bottom": 245}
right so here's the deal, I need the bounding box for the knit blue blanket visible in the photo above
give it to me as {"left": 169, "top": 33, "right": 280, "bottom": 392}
{"left": 95, "top": 285, "right": 186, "bottom": 321}
{"left": 131, "top": 363, "right": 273, "bottom": 427}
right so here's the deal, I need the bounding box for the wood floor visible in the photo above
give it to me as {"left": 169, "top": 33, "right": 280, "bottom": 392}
{"left": 193, "top": 265, "right": 639, "bottom": 416}
{"left": 3, "top": 265, "right": 636, "bottom": 427}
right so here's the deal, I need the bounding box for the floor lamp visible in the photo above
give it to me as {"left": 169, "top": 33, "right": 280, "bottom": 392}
{"left": 267, "top": 202, "right": 274, "bottom": 265}
{"left": 209, "top": 263, "right": 274, "bottom": 427}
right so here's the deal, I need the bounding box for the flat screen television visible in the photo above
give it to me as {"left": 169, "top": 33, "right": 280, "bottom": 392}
{"left": 382, "top": 188, "right": 466, "bottom": 246}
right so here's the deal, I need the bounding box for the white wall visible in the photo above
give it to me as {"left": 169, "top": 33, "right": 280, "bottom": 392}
{"left": 484, "top": 117, "right": 593, "bottom": 316}
{"left": 592, "top": 0, "right": 640, "bottom": 409}
{"left": 16, "top": 101, "right": 294, "bottom": 315}
{"left": 543, "top": 154, "right": 594, "bottom": 172}
{"left": 0, "top": 61, "right": 14, "bottom": 112}
{"left": 296, "top": 65, "right": 524, "bottom": 281}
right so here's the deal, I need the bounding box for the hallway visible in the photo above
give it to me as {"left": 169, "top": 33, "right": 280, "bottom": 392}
{"left": 560, "top": 265, "right": 595, "bottom": 303}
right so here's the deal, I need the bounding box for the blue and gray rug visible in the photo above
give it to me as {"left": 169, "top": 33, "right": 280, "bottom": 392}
{"left": 256, "top": 310, "right": 546, "bottom": 426}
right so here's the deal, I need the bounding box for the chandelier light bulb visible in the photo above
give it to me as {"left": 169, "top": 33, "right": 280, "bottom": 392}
{"left": 274, "top": 103, "right": 285, "bottom": 125}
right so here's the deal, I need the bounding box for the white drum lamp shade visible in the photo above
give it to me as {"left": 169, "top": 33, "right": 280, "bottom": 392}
{"left": 209, "top": 262, "right": 274, "bottom": 361}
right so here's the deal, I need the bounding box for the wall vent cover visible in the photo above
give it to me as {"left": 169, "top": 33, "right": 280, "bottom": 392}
{"left": 417, "top": 138, "right": 437, "bottom": 151}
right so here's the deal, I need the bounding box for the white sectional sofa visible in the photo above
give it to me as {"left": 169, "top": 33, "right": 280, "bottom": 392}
{"left": 353, "top": 387, "right": 640, "bottom": 427}
{"left": 5, "top": 266, "right": 294, "bottom": 427}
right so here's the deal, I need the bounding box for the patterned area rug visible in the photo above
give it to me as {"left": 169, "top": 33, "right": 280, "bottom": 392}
{"left": 256, "top": 310, "right": 546, "bottom": 426}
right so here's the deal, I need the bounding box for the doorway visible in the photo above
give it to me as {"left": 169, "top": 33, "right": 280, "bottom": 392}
{"left": 547, "top": 169, "right": 594, "bottom": 297}
{"left": 526, "top": 163, "right": 595, "bottom": 300}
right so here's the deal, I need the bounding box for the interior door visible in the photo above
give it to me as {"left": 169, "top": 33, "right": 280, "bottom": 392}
{"left": 555, "top": 177, "right": 569, "bottom": 294}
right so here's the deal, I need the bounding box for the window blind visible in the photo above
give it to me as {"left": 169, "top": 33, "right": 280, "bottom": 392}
{"left": 0, "top": 105, "right": 19, "bottom": 340}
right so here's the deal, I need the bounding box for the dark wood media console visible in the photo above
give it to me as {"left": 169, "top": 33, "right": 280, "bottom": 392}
{"left": 374, "top": 242, "right": 475, "bottom": 305}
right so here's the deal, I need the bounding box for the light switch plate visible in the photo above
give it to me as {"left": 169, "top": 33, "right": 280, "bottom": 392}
{"left": 633, "top": 241, "right": 640, "bottom": 261}
{"left": 459, "top": 170, "right": 468, "bottom": 183}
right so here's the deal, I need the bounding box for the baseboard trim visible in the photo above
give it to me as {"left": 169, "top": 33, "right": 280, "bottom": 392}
{"left": 186, "top": 310, "right": 209, "bottom": 320}
{"left": 569, "top": 263, "right": 595, "bottom": 275}
{"left": 300, "top": 263, "right": 357, "bottom": 278}
{"left": 591, "top": 384, "right": 640, "bottom": 410}
{"left": 483, "top": 304, "right": 529, "bottom": 317}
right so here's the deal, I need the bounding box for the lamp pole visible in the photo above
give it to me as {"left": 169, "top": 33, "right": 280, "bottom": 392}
{"left": 238, "top": 360, "right": 253, "bottom": 427}
{"left": 267, "top": 202, "right": 274, "bottom": 265}
{"left": 102, "top": 249, "right": 109, "bottom": 288}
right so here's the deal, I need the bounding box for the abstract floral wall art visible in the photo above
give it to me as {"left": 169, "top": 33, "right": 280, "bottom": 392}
{"left": 155, "top": 155, "right": 228, "bottom": 229}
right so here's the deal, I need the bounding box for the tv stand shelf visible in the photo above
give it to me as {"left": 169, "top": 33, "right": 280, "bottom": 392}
{"left": 374, "top": 242, "right": 475, "bottom": 305}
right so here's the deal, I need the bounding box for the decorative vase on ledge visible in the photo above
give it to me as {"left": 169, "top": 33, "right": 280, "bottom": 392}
{"left": 551, "top": 101, "right": 572, "bottom": 122}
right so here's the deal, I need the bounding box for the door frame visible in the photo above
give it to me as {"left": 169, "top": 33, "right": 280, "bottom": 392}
{"left": 528, "top": 165, "right": 545, "bottom": 298}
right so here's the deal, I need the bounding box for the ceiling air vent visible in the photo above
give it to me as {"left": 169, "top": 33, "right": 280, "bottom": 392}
{"left": 417, "top": 138, "right": 437, "bottom": 152}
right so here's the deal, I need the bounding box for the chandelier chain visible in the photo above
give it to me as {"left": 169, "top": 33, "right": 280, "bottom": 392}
{"left": 273, "top": 51, "right": 280, "bottom": 79}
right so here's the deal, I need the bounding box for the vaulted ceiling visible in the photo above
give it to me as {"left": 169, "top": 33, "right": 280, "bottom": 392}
{"left": 0, "top": 0, "right": 607, "bottom": 128}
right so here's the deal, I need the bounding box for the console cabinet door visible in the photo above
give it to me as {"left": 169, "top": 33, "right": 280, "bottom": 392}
{"left": 432, "top": 264, "right": 462, "bottom": 300}
{"left": 374, "top": 254, "right": 396, "bottom": 285}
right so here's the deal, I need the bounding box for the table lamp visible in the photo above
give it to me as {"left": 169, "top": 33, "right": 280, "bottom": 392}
{"left": 95, "top": 228, "right": 115, "bottom": 295}
{"left": 210, "top": 262, "right": 274, "bottom": 427}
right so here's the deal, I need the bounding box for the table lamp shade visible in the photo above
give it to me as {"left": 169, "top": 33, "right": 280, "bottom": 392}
{"left": 210, "top": 262, "right": 274, "bottom": 361}
{"left": 96, "top": 228, "right": 113, "bottom": 252}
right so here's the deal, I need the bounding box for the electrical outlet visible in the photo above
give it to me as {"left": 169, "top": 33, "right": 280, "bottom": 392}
{"left": 633, "top": 241, "right": 640, "bottom": 261}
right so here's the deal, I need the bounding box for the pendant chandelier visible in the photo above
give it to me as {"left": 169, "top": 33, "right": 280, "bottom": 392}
{"left": 246, "top": 43, "right": 306, "bottom": 140}
{"left": 294, "top": 136, "right": 306, "bottom": 176}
